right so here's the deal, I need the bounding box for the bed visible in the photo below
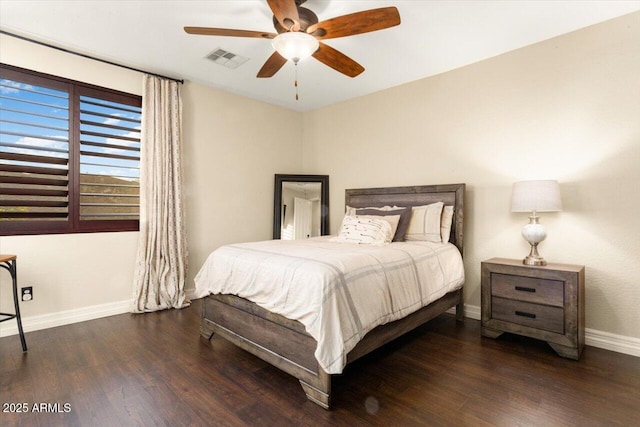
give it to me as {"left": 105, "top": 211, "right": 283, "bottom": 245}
{"left": 195, "top": 183, "right": 465, "bottom": 409}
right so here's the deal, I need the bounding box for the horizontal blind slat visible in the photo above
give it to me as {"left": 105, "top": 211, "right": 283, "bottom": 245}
{"left": 81, "top": 192, "right": 139, "bottom": 198}
{"left": 80, "top": 182, "right": 139, "bottom": 189}
{"left": 1, "top": 106, "right": 69, "bottom": 122}
{"left": 0, "top": 130, "right": 69, "bottom": 143}
{"left": 0, "top": 163, "right": 68, "bottom": 176}
{"left": 80, "top": 119, "right": 140, "bottom": 133}
{"left": 80, "top": 140, "right": 140, "bottom": 153}
{"left": 79, "top": 150, "right": 140, "bottom": 162}
{"left": 0, "top": 152, "right": 68, "bottom": 165}
{"left": 0, "top": 142, "right": 69, "bottom": 155}
{"left": 1, "top": 199, "right": 68, "bottom": 207}
{"left": 80, "top": 99, "right": 141, "bottom": 114}
{"left": 79, "top": 130, "right": 140, "bottom": 143}
{"left": 0, "top": 187, "right": 68, "bottom": 197}
{"left": 0, "top": 94, "right": 69, "bottom": 110}
{"left": 1, "top": 212, "right": 68, "bottom": 219}
{"left": 0, "top": 175, "right": 68, "bottom": 186}
{"left": 79, "top": 109, "right": 140, "bottom": 124}
{"left": 0, "top": 83, "right": 68, "bottom": 99}
{"left": 0, "top": 118, "right": 69, "bottom": 132}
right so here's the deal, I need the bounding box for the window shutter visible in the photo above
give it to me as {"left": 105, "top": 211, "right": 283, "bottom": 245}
{"left": 1, "top": 64, "right": 142, "bottom": 236}
{"left": 0, "top": 75, "right": 70, "bottom": 228}
{"left": 78, "top": 91, "right": 141, "bottom": 223}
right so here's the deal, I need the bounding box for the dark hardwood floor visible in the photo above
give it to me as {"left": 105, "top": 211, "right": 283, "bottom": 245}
{"left": 1, "top": 299, "right": 638, "bottom": 426}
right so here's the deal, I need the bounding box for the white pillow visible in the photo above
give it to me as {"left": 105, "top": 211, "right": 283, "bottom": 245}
{"left": 330, "top": 215, "right": 395, "bottom": 245}
{"left": 440, "top": 205, "right": 454, "bottom": 243}
{"left": 405, "top": 202, "right": 444, "bottom": 243}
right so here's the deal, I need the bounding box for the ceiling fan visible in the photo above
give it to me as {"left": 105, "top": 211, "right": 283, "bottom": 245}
{"left": 184, "top": 0, "right": 401, "bottom": 78}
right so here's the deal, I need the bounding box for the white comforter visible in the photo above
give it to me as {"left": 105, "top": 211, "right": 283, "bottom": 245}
{"left": 194, "top": 237, "right": 464, "bottom": 374}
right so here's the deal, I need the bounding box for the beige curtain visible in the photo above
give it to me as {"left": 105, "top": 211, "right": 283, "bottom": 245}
{"left": 132, "top": 75, "right": 188, "bottom": 313}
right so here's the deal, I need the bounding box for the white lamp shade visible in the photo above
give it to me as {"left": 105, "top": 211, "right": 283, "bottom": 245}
{"left": 272, "top": 32, "right": 319, "bottom": 62}
{"left": 511, "top": 180, "right": 562, "bottom": 212}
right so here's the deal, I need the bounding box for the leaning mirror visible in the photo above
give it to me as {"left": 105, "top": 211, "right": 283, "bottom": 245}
{"left": 274, "top": 174, "right": 329, "bottom": 240}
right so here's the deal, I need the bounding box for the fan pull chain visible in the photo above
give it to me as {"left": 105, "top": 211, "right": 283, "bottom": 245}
{"left": 294, "top": 61, "right": 299, "bottom": 101}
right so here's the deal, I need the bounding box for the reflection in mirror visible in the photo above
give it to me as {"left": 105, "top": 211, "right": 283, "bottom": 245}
{"left": 281, "top": 182, "right": 322, "bottom": 240}
{"left": 274, "top": 174, "right": 329, "bottom": 240}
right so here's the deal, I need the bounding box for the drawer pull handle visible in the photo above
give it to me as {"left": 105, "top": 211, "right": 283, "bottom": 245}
{"left": 515, "top": 286, "right": 536, "bottom": 293}
{"left": 515, "top": 310, "right": 536, "bottom": 319}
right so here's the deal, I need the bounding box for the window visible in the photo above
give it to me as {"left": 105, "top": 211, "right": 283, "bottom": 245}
{"left": 0, "top": 64, "right": 142, "bottom": 236}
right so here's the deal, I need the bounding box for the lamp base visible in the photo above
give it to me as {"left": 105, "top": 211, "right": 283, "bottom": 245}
{"left": 521, "top": 216, "right": 548, "bottom": 266}
{"left": 523, "top": 241, "right": 547, "bottom": 266}
{"left": 523, "top": 255, "right": 547, "bottom": 266}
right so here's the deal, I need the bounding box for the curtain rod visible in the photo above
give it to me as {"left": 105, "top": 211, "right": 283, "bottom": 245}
{"left": 0, "top": 30, "right": 184, "bottom": 84}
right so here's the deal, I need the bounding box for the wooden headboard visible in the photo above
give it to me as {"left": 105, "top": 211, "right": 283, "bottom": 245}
{"left": 345, "top": 183, "right": 465, "bottom": 256}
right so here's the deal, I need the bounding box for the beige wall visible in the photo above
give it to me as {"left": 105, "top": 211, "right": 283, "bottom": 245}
{"left": 0, "top": 35, "right": 143, "bottom": 321}
{"left": 2, "top": 12, "right": 638, "bottom": 342}
{"left": 302, "top": 13, "right": 640, "bottom": 339}
{"left": 181, "top": 82, "right": 302, "bottom": 286}
{"left": 0, "top": 35, "right": 302, "bottom": 324}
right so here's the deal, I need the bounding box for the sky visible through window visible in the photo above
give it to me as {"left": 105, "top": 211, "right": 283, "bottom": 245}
{"left": 0, "top": 78, "right": 141, "bottom": 179}
{"left": 0, "top": 79, "right": 70, "bottom": 168}
{"left": 80, "top": 95, "right": 141, "bottom": 180}
{"left": 1, "top": 76, "right": 142, "bottom": 224}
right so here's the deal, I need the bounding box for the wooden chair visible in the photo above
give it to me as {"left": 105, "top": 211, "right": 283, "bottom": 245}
{"left": 0, "top": 255, "right": 28, "bottom": 351}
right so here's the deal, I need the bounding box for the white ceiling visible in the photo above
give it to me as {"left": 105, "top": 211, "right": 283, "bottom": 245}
{"left": 1, "top": 1, "right": 639, "bottom": 112}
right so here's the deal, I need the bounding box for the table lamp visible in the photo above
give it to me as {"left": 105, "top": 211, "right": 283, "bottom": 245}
{"left": 511, "top": 180, "right": 562, "bottom": 266}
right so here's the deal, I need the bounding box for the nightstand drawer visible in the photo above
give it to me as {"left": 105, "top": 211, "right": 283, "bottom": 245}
{"left": 491, "top": 273, "right": 564, "bottom": 307}
{"left": 492, "top": 297, "right": 565, "bottom": 334}
{"left": 482, "top": 258, "right": 585, "bottom": 359}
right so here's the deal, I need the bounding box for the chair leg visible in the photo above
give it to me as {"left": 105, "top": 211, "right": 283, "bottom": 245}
{"left": 10, "top": 260, "right": 27, "bottom": 352}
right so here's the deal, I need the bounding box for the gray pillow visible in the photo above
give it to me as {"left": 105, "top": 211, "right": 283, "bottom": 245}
{"left": 356, "top": 207, "right": 411, "bottom": 242}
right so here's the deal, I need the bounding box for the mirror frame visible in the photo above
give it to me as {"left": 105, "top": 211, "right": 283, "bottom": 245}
{"left": 273, "top": 174, "right": 329, "bottom": 240}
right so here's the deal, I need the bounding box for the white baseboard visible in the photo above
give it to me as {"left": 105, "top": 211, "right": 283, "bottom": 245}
{"left": 0, "top": 299, "right": 132, "bottom": 338}
{"left": 3, "top": 298, "right": 638, "bottom": 358}
{"left": 446, "top": 303, "right": 481, "bottom": 320}
{"left": 0, "top": 288, "right": 200, "bottom": 338}
{"left": 448, "top": 303, "right": 640, "bottom": 358}
{"left": 584, "top": 327, "right": 640, "bottom": 357}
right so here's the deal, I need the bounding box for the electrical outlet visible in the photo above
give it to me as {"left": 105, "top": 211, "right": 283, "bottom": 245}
{"left": 21, "top": 286, "right": 33, "bottom": 302}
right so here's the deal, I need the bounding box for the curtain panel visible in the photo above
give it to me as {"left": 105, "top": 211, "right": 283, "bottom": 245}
{"left": 132, "top": 75, "right": 188, "bottom": 313}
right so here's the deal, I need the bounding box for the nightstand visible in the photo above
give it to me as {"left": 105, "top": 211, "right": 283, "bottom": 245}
{"left": 481, "top": 258, "right": 585, "bottom": 360}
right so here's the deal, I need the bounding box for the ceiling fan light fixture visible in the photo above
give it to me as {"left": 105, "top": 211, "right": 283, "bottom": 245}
{"left": 272, "top": 31, "right": 319, "bottom": 63}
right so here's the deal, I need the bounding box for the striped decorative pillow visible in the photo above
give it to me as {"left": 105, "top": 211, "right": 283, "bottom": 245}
{"left": 330, "top": 215, "right": 395, "bottom": 245}
{"left": 405, "top": 202, "right": 444, "bottom": 243}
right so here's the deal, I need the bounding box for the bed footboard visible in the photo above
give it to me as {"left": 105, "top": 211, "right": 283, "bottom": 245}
{"left": 201, "top": 294, "right": 332, "bottom": 408}
{"left": 201, "top": 288, "right": 463, "bottom": 409}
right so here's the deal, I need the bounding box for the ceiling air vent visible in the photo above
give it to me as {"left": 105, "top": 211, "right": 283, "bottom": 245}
{"left": 206, "top": 48, "right": 249, "bottom": 69}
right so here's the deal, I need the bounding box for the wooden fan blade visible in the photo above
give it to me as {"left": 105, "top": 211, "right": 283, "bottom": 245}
{"left": 312, "top": 43, "right": 364, "bottom": 78}
{"left": 266, "top": 0, "right": 300, "bottom": 31}
{"left": 184, "top": 27, "right": 276, "bottom": 39}
{"left": 257, "top": 51, "right": 288, "bottom": 78}
{"left": 307, "top": 7, "right": 400, "bottom": 40}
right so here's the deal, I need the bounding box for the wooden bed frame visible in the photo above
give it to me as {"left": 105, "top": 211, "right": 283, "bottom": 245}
{"left": 200, "top": 183, "right": 465, "bottom": 409}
